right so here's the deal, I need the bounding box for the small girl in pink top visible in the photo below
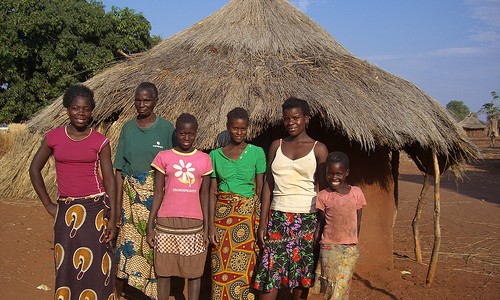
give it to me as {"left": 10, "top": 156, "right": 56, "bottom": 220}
{"left": 146, "top": 113, "right": 212, "bottom": 300}
{"left": 313, "top": 151, "right": 366, "bottom": 300}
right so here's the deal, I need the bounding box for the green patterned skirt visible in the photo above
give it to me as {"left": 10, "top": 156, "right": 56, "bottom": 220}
{"left": 116, "top": 171, "right": 157, "bottom": 299}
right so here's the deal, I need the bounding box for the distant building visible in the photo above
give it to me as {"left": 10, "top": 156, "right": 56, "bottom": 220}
{"left": 458, "top": 113, "right": 486, "bottom": 138}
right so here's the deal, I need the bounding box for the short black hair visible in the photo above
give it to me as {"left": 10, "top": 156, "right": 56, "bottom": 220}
{"left": 227, "top": 107, "right": 249, "bottom": 123}
{"left": 176, "top": 113, "right": 198, "bottom": 130}
{"left": 135, "top": 82, "right": 158, "bottom": 99}
{"left": 326, "top": 151, "right": 350, "bottom": 169}
{"left": 63, "top": 84, "right": 95, "bottom": 109}
{"left": 282, "top": 97, "right": 311, "bottom": 117}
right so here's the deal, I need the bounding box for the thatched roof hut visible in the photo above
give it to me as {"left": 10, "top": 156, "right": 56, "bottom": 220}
{"left": 0, "top": 0, "right": 479, "bottom": 267}
{"left": 458, "top": 113, "right": 486, "bottom": 138}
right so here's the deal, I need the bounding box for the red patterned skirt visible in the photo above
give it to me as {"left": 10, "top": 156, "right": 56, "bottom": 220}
{"left": 211, "top": 192, "right": 260, "bottom": 300}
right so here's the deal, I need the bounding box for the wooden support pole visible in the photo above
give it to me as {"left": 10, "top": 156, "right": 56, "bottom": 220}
{"left": 412, "top": 173, "right": 430, "bottom": 264}
{"left": 426, "top": 151, "right": 441, "bottom": 285}
{"left": 391, "top": 150, "right": 400, "bottom": 227}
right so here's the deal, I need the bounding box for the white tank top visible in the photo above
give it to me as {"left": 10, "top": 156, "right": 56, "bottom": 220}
{"left": 270, "top": 140, "right": 318, "bottom": 213}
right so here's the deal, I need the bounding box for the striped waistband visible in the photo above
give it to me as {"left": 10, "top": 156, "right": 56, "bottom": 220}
{"left": 155, "top": 223, "right": 204, "bottom": 235}
{"left": 58, "top": 192, "right": 106, "bottom": 204}
{"left": 216, "top": 191, "right": 256, "bottom": 202}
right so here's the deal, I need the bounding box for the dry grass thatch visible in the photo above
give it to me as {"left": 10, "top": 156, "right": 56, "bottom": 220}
{"left": 0, "top": 0, "right": 480, "bottom": 198}
{"left": 458, "top": 113, "right": 486, "bottom": 130}
{"left": 0, "top": 124, "right": 26, "bottom": 157}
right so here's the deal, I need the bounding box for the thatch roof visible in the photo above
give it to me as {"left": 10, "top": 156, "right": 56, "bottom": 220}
{"left": 0, "top": 0, "right": 479, "bottom": 197}
{"left": 458, "top": 113, "right": 486, "bottom": 130}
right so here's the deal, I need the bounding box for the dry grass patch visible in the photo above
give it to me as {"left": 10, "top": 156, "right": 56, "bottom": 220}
{"left": 0, "top": 124, "right": 26, "bottom": 158}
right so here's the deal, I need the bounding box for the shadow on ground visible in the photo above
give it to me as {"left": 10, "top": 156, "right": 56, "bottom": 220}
{"left": 399, "top": 159, "right": 500, "bottom": 205}
{"left": 352, "top": 272, "right": 399, "bottom": 300}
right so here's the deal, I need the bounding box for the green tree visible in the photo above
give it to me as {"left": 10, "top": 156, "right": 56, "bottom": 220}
{"left": 0, "top": 0, "right": 161, "bottom": 123}
{"left": 480, "top": 91, "right": 499, "bottom": 135}
{"left": 479, "top": 91, "right": 499, "bottom": 121}
{"left": 446, "top": 100, "right": 470, "bottom": 120}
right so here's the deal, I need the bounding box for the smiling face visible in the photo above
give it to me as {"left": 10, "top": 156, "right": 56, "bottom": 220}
{"left": 134, "top": 88, "right": 157, "bottom": 118}
{"left": 175, "top": 122, "right": 197, "bottom": 152}
{"left": 67, "top": 96, "right": 93, "bottom": 130}
{"left": 282, "top": 107, "right": 309, "bottom": 137}
{"left": 227, "top": 118, "right": 248, "bottom": 144}
{"left": 326, "top": 162, "right": 350, "bottom": 192}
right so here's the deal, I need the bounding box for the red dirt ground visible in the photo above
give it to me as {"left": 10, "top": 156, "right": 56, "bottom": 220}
{"left": 1, "top": 149, "right": 498, "bottom": 299}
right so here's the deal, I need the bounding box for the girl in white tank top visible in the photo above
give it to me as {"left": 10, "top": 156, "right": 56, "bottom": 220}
{"left": 254, "top": 97, "right": 328, "bottom": 299}
{"left": 271, "top": 139, "right": 318, "bottom": 213}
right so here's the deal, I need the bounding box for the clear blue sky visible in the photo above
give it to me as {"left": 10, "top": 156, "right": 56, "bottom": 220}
{"left": 101, "top": 0, "right": 500, "bottom": 116}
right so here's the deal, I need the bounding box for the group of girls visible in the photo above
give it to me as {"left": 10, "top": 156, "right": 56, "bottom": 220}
{"left": 30, "top": 82, "right": 365, "bottom": 300}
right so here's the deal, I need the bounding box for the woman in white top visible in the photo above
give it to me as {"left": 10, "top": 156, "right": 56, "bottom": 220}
{"left": 254, "top": 97, "right": 328, "bottom": 300}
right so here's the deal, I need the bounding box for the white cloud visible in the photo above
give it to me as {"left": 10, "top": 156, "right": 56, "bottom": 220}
{"left": 426, "top": 47, "right": 484, "bottom": 56}
{"left": 290, "top": 0, "right": 312, "bottom": 12}
{"left": 364, "top": 54, "right": 403, "bottom": 62}
{"left": 465, "top": 0, "right": 500, "bottom": 28}
{"left": 464, "top": 0, "right": 500, "bottom": 46}
{"left": 366, "top": 47, "right": 484, "bottom": 66}
{"left": 469, "top": 30, "right": 500, "bottom": 43}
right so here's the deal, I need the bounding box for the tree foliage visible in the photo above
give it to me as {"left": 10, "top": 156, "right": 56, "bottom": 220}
{"left": 0, "top": 0, "right": 161, "bottom": 122}
{"left": 446, "top": 100, "right": 470, "bottom": 120}
{"left": 479, "top": 91, "right": 499, "bottom": 121}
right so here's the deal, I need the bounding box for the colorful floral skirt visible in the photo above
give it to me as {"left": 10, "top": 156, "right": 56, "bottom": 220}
{"left": 312, "top": 244, "right": 360, "bottom": 300}
{"left": 211, "top": 192, "right": 260, "bottom": 300}
{"left": 253, "top": 210, "right": 317, "bottom": 292}
{"left": 54, "top": 194, "right": 116, "bottom": 300}
{"left": 154, "top": 217, "right": 207, "bottom": 278}
{"left": 116, "top": 171, "right": 157, "bottom": 299}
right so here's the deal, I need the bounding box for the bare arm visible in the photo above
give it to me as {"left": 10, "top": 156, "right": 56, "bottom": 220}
{"left": 208, "top": 177, "right": 219, "bottom": 246}
{"left": 254, "top": 173, "right": 264, "bottom": 199}
{"left": 315, "top": 209, "right": 325, "bottom": 247}
{"left": 29, "top": 138, "right": 56, "bottom": 217}
{"left": 257, "top": 139, "right": 280, "bottom": 249}
{"left": 357, "top": 208, "right": 363, "bottom": 237}
{"left": 200, "top": 175, "right": 211, "bottom": 247}
{"left": 146, "top": 170, "right": 165, "bottom": 248}
{"left": 114, "top": 170, "right": 124, "bottom": 224}
{"left": 99, "top": 144, "right": 117, "bottom": 243}
{"left": 314, "top": 143, "right": 328, "bottom": 249}
{"left": 314, "top": 142, "right": 329, "bottom": 191}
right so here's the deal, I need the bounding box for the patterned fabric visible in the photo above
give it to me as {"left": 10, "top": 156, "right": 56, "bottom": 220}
{"left": 153, "top": 217, "right": 207, "bottom": 278}
{"left": 312, "top": 245, "right": 360, "bottom": 300}
{"left": 116, "top": 171, "right": 157, "bottom": 299}
{"left": 253, "top": 210, "right": 317, "bottom": 292}
{"left": 155, "top": 223, "right": 206, "bottom": 256}
{"left": 211, "top": 192, "right": 260, "bottom": 300}
{"left": 54, "top": 194, "right": 116, "bottom": 300}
